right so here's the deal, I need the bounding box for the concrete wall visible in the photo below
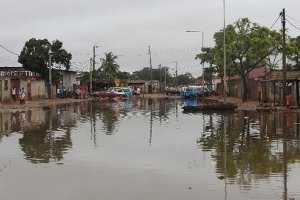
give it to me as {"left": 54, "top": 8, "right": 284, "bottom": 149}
{"left": 30, "top": 80, "right": 46, "bottom": 100}
{"left": 0, "top": 78, "right": 12, "bottom": 102}
{"left": 62, "top": 71, "right": 76, "bottom": 91}
{"left": 0, "top": 78, "right": 46, "bottom": 102}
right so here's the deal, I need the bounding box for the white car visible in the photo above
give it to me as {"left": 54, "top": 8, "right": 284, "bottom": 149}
{"left": 113, "top": 88, "right": 133, "bottom": 97}
{"left": 107, "top": 87, "right": 122, "bottom": 93}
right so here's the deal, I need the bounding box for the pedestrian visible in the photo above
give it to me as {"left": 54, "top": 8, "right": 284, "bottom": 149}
{"left": 11, "top": 86, "right": 16, "bottom": 102}
{"left": 137, "top": 87, "right": 141, "bottom": 95}
{"left": 286, "top": 93, "right": 292, "bottom": 109}
{"left": 57, "top": 87, "right": 60, "bottom": 98}
{"left": 19, "top": 87, "right": 27, "bottom": 104}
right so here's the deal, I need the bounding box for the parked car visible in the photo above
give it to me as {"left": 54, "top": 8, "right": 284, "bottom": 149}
{"left": 113, "top": 87, "right": 133, "bottom": 97}
{"left": 180, "top": 87, "right": 198, "bottom": 98}
{"left": 165, "top": 87, "right": 180, "bottom": 95}
{"left": 98, "top": 91, "right": 118, "bottom": 98}
{"left": 107, "top": 87, "right": 122, "bottom": 93}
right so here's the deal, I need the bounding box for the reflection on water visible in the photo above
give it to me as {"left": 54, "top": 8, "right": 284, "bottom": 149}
{"left": 0, "top": 99, "right": 300, "bottom": 199}
{"left": 198, "top": 110, "right": 300, "bottom": 199}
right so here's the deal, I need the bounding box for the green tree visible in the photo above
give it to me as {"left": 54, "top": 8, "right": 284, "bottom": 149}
{"left": 177, "top": 72, "right": 195, "bottom": 85}
{"left": 18, "top": 38, "right": 72, "bottom": 80}
{"left": 115, "top": 71, "right": 130, "bottom": 79}
{"left": 288, "top": 36, "right": 300, "bottom": 70}
{"left": 99, "top": 52, "right": 120, "bottom": 79}
{"left": 78, "top": 71, "right": 90, "bottom": 82}
{"left": 196, "top": 18, "right": 281, "bottom": 101}
{"left": 131, "top": 66, "right": 173, "bottom": 83}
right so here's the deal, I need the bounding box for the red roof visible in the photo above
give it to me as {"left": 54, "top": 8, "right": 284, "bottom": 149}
{"left": 248, "top": 66, "right": 270, "bottom": 79}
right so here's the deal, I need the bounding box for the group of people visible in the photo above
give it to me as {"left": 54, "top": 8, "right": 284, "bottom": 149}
{"left": 11, "top": 87, "right": 27, "bottom": 104}
{"left": 57, "top": 87, "right": 67, "bottom": 98}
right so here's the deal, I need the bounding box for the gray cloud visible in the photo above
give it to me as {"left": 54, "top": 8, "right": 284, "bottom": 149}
{"left": 1, "top": 0, "right": 300, "bottom": 77}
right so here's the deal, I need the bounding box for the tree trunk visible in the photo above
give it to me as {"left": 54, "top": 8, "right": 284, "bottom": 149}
{"left": 242, "top": 75, "right": 248, "bottom": 102}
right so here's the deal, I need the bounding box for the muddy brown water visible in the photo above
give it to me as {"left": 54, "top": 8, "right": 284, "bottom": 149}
{"left": 0, "top": 98, "right": 299, "bottom": 200}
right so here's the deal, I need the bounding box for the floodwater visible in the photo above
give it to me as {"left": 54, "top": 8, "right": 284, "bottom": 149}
{"left": 0, "top": 98, "right": 300, "bottom": 200}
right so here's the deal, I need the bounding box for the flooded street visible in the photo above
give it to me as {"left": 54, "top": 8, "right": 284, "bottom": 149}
{"left": 0, "top": 98, "right": 300, "bottom": 200}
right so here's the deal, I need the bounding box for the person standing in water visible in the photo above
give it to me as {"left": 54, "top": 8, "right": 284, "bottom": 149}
{"left": 11, "top": 86, "right": 16, "bottom": 102}
{"left": 19, "top": 87, "right": 27, "bottom": 104}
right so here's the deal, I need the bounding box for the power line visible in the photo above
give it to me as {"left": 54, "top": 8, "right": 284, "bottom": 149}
{"left": 286, "top": 15, "right": 300, "bottom": 24}
{"left": 0, "top": 44, "right": 18, "bottom": 56}
{"left": 270, "top": 13, "right": 282, "bottom": 29}
{"left": 286, "top": 18, "right": 300, "bottom": 31}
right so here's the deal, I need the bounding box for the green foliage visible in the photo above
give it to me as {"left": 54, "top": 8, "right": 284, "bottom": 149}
{"left": 115, "top": 71, "right": 130, "bottom": 79}
{"left": 131, "top": 66, "right": 170, "bottom": 81}
{"left": 131, "top": 67, "right": 152, "bottom": 80}
{"left": 177, "top": 72, "right": 195, "bottom": 85}
{"left": 288, "top": 36, "right": 300, "bottom": 70}
{"left": 99, "top": 52, "right": 120, "bottom": 79}
{"left": 130, "top": 66, "right": 196, "bottom": 86}
{"left": 18, "top": 38, "right": 72, "bottom": 81}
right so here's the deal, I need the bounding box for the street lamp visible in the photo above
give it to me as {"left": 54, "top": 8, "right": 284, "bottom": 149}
{"left": 186, "top": 30, "right": 205, "bottom": 100}
{"left": 172, "top": 61, "right": 178, "bottom": 87}
{"left": 90, "top": 45, "right": 100, "bottom": 95}
{"left": 48, "top": 50, "right": 53, "bottom": 98}
{"left": 148, "top": 45, "right": 153, "bottom": 94}
{"left": 90, "top": 58, "right": 93, "bottom": 95}
{"left": 223, "top": 0, "right": 227, "bottom": 103}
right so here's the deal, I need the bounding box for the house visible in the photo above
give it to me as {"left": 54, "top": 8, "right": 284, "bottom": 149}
{"left": 0, "top": 67, "right": 46, "bottom": 102}
{"left": 212, "top": 66, "right": 271, "bottom": 101}
{"left": 127, "top": 80, "right": 146, "bottom": 93}
{"left": 263, "top": 70, "right": 300, "bottom": 106}
{"left": 211, "top": 66, "right": 300, "bottom": 105}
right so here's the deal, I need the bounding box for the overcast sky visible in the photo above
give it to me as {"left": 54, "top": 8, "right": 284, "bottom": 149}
{"left": 1, "top": 0, "right": 300, "bottom": 77}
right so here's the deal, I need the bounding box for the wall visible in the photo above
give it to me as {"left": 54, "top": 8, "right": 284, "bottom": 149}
{"left": 62, "top": 71, "right": 76, "bottom": 91}
{"left": 30, "top": 80, "right": 46, "bottom": 100}
{"left": 0, "top": 78, "right": 12, "bottom": 102}
{"left": 0, "top": 78, "right": 46, "bottom": 102}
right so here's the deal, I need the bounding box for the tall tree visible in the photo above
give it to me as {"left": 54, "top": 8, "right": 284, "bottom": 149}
{"left": 18, "top": 38, "right": 72, "bottom": 80}
{"left": 288, "top": 36, "right": 300, "bottom": 70}
{"left": 99, "top": 52, "right": 120, "bottom": 79}
{"left": 196, "top": 18, "right": 281, "bottom": 101}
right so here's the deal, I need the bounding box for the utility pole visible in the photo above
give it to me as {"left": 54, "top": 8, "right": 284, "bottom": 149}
{"left": 93, "top": 46, "right": 96, "bottom": 71}
{"left": 264, "top": 66, "right": 267, "bottom": 102}
{"left": 148, "top": 45, "right": 153, "bottom": 94}
{"left": 201, "top": 31, "right": 205, "bottom": 88}
{"left": 175, "top": 61, "right": 178, "bottom": 87}
{"left": 164, "top": 67, "right": 167, "bottom": 89}
{"left": 48, "top": 50, "right": 53, "bottom": 98}
{"left": 159, "top": 64, "right": 162, "bottom": 92}
{"left": 93, "top": 45, "right": 100, "bottom": 72}
{"left": 90, "top": 58, "right": 93, "bottom": 95}
{"left": 282, "top": 8, "right": 287, "bottom": 105}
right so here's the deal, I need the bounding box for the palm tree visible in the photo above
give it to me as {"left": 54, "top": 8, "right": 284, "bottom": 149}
{"left": 99, "top": 52, "right": 120, "bottom": 79}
